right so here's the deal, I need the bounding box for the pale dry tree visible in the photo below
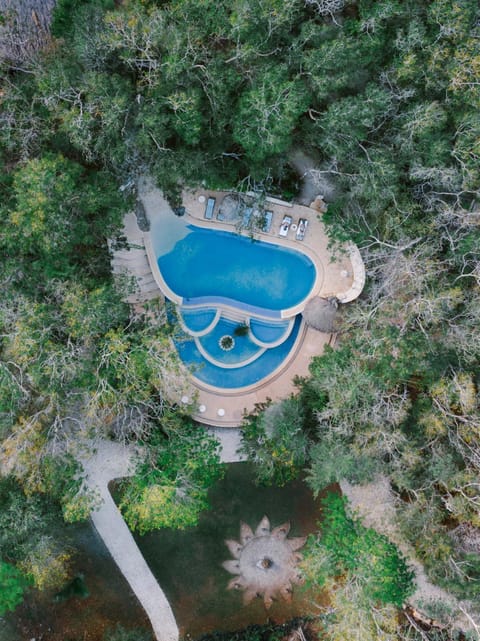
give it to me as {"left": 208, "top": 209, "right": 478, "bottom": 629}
{"left": 304, "top": 0, "right": 346, "bottom": 17}
{"left": 0, "top": 0, "right": 56, "bottom": 66}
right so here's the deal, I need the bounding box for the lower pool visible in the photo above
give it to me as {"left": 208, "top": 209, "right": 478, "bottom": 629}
{"left": 249, "top": 317, "right": 292, "bottom": 344}
{"left": 179, "top": 307, "right": 217, "bottom": 334}
{"left": 174, "top": 315, "right": 303, "bottom": 389}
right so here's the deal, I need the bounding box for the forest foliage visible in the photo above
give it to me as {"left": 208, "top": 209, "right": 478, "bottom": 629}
{"left": 302, "top": 493, "right": 414, "bottom": 607}
{"left": 0, "top": 0, "right": 479, "bottom": 635}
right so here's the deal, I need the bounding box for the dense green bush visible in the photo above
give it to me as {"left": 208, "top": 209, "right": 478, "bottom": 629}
{"left": 119, "top": 416, "right": 224, "bottom": 533}
{"left": 0, "top": 560, "right": 28, "bottom": 616}
{"left": 304, "top": 493, "right": 414, "bottom": 608}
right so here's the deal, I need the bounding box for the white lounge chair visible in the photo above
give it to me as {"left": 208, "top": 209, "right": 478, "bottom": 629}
{"left": 296, "top": 218, "right": 308, "bottom": 241}
{"left": 279, "top": 215, "right": 292, "bottom": 237}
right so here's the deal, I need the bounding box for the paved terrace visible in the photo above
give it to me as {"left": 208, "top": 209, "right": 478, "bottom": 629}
{"left": 138, "top": 181, "right": 364, "bottom": 427}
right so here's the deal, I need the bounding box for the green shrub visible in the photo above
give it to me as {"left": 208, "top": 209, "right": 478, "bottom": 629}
{"left": 0, "top": 560, "right": 29, "bottom": 615}
{"left": 304, "top": 493, "right": 414, "bottom": 607}
{"left": 234, "top": 324, "right": 249, "bottom": 337}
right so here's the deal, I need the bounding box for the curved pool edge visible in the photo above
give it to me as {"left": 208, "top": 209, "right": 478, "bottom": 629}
{"left": 188, "top": 318, "right": 307, "bottom": 397}
{"left": 145, "top": 224, "right": 324, "bottom": 320}
{"left": 144, "top": 233, "right": 182, "bottom": 305}
{"left": 178, "top": 307, "right": 221, "bottom": 337}
{"left": 194, "top": 337, "right": 267, "bottom": 369}
{"left": 248, "top": 317, "right": 296, "bottom": 348}
{"left": 185, "top": 326, "right": 336, "bottom": 428}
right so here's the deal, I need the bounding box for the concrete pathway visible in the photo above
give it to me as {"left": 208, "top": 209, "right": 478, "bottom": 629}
{"left": 77, "top": 432, "right": 246, "bottom": 641}
{"left": 207, "top": 426, "right": 246, "bottom": 463}
{"left": 79, "top": 440, "right": 179, "bottom": 641}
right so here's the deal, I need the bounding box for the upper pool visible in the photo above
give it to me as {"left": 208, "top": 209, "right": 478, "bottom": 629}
{"left": 157, "top": 225, "right": 316, "bottom": 312}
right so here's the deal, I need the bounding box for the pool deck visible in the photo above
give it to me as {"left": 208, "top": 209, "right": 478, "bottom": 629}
{"left": 181, "top": 189, "right": 357, "bottom": 312}
{"left": 184, "top": 325, "right": 335, "bottom": 427}
{"left": 136, "top": 179, "right": 363, "bottom": 427}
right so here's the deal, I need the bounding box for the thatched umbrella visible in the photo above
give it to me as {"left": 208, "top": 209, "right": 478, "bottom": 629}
{"left": 302, "top": 296, "right": 338, "bottom": 333}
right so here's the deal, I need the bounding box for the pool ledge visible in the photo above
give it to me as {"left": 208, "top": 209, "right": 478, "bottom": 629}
{"left": 194, "top": 338, "right": 267, "bottom": 369}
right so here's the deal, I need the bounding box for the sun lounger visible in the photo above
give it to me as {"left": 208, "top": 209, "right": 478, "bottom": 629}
{"left": 204, "top": 197, "right": 215, "bottom": 220}
{"left": 279, "top": 215, "right": 292, "bottom": 237}
{"left": 261, "top": 210, "right": 273, "bottom": 232}
{"left": 242, "top": 207, "right": 253, "bottom": 226}
{"left": 295, "top": 218, "right": 308, "bottom": 241}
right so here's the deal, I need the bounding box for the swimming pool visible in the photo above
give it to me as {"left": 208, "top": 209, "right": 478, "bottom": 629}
{"left": 158, "top": 226, "right": 316, "bottom": 312}
{"left": 196, "top": 317, "right": 263, "bottom": 366}
{"left": 179, "top": 307, "right": 218, "bottom": 335}
{"left": 153, "top": 217, "right": 316, "bottom": 392}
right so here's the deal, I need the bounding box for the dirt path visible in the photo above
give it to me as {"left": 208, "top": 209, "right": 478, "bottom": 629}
{"left": 289, "top": 149, "right": 337, "bottom": 206}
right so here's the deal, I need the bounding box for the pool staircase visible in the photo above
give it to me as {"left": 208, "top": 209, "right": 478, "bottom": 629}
{"left": 220, "top": 307, "right": 249, "bottom": 325}
{"left": 110, "top": 212, "right": 163, "bottom": 305}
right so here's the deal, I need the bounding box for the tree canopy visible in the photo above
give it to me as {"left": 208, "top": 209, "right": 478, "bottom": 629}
{"left": 0, "top": 0, "right": 479, "bottom": 636}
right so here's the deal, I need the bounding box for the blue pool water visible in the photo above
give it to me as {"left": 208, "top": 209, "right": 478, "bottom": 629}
{"left": 158, "top": 226, "right": 315, "bottom": 311}
{"left": 179, "top": 307, "right": 217, "bottom": 333}
{"left": 197, "top": 318, "right": 261, "bottom": 365}
{"left": 249, "top": 317, "right": 291, "bottom": 344}
{"left": 174, "top": 316, "right": 303, "bottom": 388}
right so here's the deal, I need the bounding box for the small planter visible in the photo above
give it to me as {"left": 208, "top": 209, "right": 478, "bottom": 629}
{"left": 234, "top": 323, "right": 249, "bottom": 337}
{"left": 219, "top": 335, "right": 235, "bottom": 351}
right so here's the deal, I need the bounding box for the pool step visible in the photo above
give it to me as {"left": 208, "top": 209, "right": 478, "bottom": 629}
{"left": 111, "top": 249, "right": 149, "bottom": 262}
{"left": 220, "top": 308, "right": 249, "bottom": 324}
{"left": 112, "top": 263, "right": 152, "bottom": 277}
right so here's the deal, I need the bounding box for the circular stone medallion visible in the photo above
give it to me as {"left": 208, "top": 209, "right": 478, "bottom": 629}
{"left": 219, "top": 335, "right": 235, "bottom": 351}
{"left": 222, "top": 516, "right": 306, "bottom": 608}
